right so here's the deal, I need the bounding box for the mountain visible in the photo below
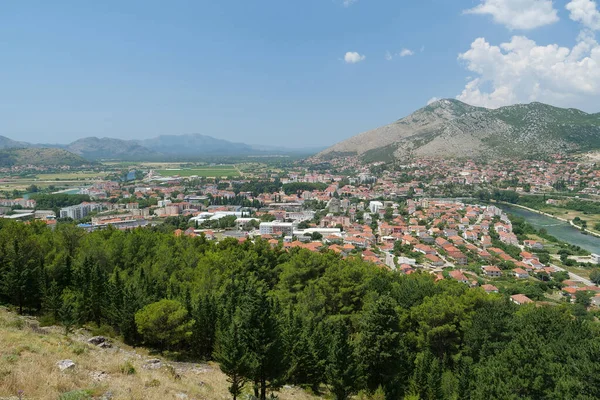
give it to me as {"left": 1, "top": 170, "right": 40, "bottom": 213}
{"left": 66, "top": 137, "right": 157, "bottom": 160}
{"left": 138, "top": 134, "right": 254, "bottom": 156}
{"left": 317, "top": 99, "right": 600, "bottom": 161}
{"left": 0, "top": 134, "right": 324, "bottom": 161}
{"left": 0, "top": 148, "right": 87, "bottom": 167}
{"left": 0, "top": 135, "right": 32, "bottom": 150}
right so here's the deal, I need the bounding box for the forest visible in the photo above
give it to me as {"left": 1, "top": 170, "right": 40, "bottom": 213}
{"left": 0, "top": 219, "right": 599, "bottom": 400}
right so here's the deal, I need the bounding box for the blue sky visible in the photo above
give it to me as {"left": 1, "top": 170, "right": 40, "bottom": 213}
{"left": 1, "top": 0, "right": 599, "bottom": 147}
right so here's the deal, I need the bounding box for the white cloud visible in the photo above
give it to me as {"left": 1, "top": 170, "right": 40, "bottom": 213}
{"left": 399, "top": 48, "right": 414, "bottom": 57}
{"left": 343, "top": 0, "right": 357, "bottom": 7}
{"left": 464, "top": 0, "right": 559, "bottom": 30}
{"left": 427, "top": 97, "right": 441, "bottom": 105}
{"left": 456, "top": 33, "right": 600, "bottom": 109}
{"left": 385, "top": 51, "right": 393, "bottom": 61}
{"left": 344, "top": 51, "right": 366, "bottom": 64}
{"left": 567, "top": 0, "right": 600, "bottom": 30}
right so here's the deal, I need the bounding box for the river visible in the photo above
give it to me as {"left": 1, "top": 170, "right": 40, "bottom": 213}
{"left": 498, "top": 204, "right": 600, "bottom": 255}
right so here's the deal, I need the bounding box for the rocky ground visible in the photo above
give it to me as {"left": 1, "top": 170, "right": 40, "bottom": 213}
{"left": 0, "top": 307, "right": 319, "bottom": 400}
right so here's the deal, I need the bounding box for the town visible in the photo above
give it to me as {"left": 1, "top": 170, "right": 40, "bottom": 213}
{"left": 2, "top": 155, "right": 600, "bottom": 309}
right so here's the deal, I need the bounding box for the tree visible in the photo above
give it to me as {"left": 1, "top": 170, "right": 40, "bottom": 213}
{"left": 326, "top": 320, "right": 358, "bottom": 400}
{"left": 214, "top": 277, "right": 254, "bottom": 400}
{"left": 59, "top": 289, "right": 78, "bottom": 335}
{"left": 241, "top": 279, "right": 284, "bottom": 400}
{"left": 135, "top": 299, "right": 192, "bottom": 350}
{"left": 191, "top": 293, "right": 218, "bottom": 359}
{"left": 575, "top": 291, "right": 592, "bottom": 308}
{"left": 0, "top": 224, "right": 42, "bottom": 313}
{"left": 44, "top": 280, "right": 62, "bottom": 322}
{"left": 590, "top": 269, "right": 600, "bottom": 285}
{"left": 354, "top": 295, "right": 406, "bottom": 398}
{"left": 215, "top": 315, "right": 253, "bottom": 400}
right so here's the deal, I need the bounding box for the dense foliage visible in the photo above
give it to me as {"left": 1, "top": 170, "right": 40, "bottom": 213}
{"left": 30, "top": 194, "right": 92, "bottom": 209}
{"left": 0, "top": 220, "right": 599, "bottom": 399}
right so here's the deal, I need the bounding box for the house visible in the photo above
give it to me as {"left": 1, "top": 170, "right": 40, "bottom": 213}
{"left": 513, "top": 268, "right": 529, "bottom": 279}
{"left": 424, "top": 254, "right": 445, "bottom": 267}
{"left": 399, "top": 264, "right": 415, "bottom": 275}
{"left": 448, "top": 251, "right": 468, "bottom": 265}
{"left": 414, "top": 244, "right": 437, "bottom": 255}
{"left": 510, "top": 294, "right": 533, "bottom": 305}
{"left": 463, "top": 231, "right": 478, "bottom": 241}
{"left": 449, "top": 270, "right": 469, "bottom": 284}
{"left": 481, "top": 284, "right": 499, "bottom": 293}
{"left": 482, "top": 265, "right": 502, "bottom": 277}
{"left": 524, "top": 240, "right": 544, "bottom": 250}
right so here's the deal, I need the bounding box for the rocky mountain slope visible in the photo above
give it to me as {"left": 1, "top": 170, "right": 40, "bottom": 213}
{"left": 318, "top": 99, "right": 600, "bottom": 160}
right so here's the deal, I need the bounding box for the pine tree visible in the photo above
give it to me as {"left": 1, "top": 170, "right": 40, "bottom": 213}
{"left": 241, "top": 280, "right": 284, "bottom": 400}
{"left": 44, "top": 280, "right": 63, "bottom": 322}
{"left": 89, "top": 262, "right": 107, "bottom": 324}
{"left": 214, "top": 306, "right": 253, "bottom": 400}
{"left": 1, "top": 231, "right": 42, "bottom": 314}
{"left": 59, "top": 289, "right": 78, "bottom": 335}
{"left": 354, "top": 295, "right": 406, "bottom": 399}
{"left": 192, "top": 293, "right": 218, "bottom": 359}
{"left": 282, "top": 309, "right": 314, "bottom": 386}
{"left": 426, "top": 357, "right": 443, "bottom": 400}
{"left": 326, "top": 320, "right": 358, "bottom": 400}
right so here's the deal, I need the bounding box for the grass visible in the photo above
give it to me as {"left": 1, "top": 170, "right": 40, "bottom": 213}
{"left": 526, "top": 204, "right": 600, "bottom": 235}
{"left": 156, "top": 166, "right": 240, "bottom": 178}
{"left": 35, "top": 172, "right": 108, "bottom": 180}
{"left": 0, "top": 307, "right": 319, "bottom": 400}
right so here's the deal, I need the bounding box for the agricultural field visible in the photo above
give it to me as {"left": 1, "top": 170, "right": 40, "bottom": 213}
{"left": 533, "top": 205, "right": 600, "bottom": 235}
{"left": 35, "top": 171, "right": 109, "bottom": 180}
{"left": 155, "top": 165, "right": 240, "bottom": 178}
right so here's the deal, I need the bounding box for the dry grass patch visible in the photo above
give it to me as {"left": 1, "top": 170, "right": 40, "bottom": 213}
{"left": 0, "top": 307, "right": 322, "bottom": 400}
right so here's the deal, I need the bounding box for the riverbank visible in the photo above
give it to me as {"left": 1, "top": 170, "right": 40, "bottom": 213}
{"left": 494, "top": 201, "right": 600, "bottom": 239}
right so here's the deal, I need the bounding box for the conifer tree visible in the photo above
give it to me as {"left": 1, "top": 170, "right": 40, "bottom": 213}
{"left": 326, "top": 320, "right": 358, "bottom": 400}
{"left": 354, "top": 295, "right": 405, "bottom": 399}
{"left": 44, "top": 280, "right": 62, "bottom": 322}
{"left": 192, "top": 293, "right": 218, "bottom": 359}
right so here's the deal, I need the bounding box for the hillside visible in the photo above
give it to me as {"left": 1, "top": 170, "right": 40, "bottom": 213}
{"left": 0, "top": 135, "right": 31, "bottom": 150}
{"left": 66, "top": 137, "right": 157, "bottom": 160}
{"left": 0, "top": 134, "right": 314, "bottom": 161}
{"left": 0, "top": 307, "right": 316, "bottom": 400}
{"left": 0, "top": 148, "right": 87, "bottom": 167}
{"left": 318, "top": 99, "right": 600, "bottom": 161}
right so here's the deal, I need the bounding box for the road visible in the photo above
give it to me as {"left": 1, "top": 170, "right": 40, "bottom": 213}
{"left": 549, "top": 260, "right": 595, "bottom": 287}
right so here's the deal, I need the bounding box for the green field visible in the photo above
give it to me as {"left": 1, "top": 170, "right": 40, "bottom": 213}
{"left": 35, "top": 171, "right": 108, "bottom": 180}
{"left": 156, "top": 166, "right": 240, "bottom": 177}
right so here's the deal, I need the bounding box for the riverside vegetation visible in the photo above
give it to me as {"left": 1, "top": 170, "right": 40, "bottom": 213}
{"left": 1, "top": 220, "right": 600, "bottom": 399}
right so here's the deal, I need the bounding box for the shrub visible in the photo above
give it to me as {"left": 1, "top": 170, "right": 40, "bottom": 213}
{"left": 119, "top": 361, "right": 136, "bottom": 375}
{"left": 145, "top": 379, "right": 160, "bottom": 388}
{"left": 59, "top": 389, "right": 93, "bottom": 400}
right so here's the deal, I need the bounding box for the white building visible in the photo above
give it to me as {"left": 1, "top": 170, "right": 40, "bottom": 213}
{"left": 293, "top": 227, "right": 342, "bottom": 237}
{"left": 59, "top": 203, "right": 103, "bottom": 220}
{"left": 259, "top": 222, "right": 294, "bottom": 236}
{"left": 592, "top": 254, "right": 600, "bottom": 265}
{"left": 369, "top": 201, "right": 384, "bottom": 214}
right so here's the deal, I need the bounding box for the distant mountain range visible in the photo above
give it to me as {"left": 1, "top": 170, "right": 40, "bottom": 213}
{"left": 0, "top": 148, "right": 87, "bottom": 167}
{"left": 317, "top": 99, "right": 600, "bottom": 161}
{"left": 0, "top": 134, "right": 324, "bottom": 162}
